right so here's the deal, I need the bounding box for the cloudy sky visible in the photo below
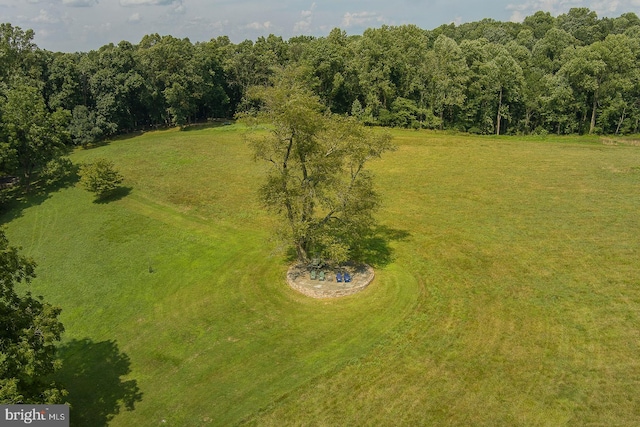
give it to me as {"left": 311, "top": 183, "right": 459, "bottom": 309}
{"left": 1, "top": 0, "right": 639, "bottom": 52}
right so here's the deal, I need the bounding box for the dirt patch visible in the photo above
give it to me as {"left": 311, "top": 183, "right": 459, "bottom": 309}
{"left": 286, "top": 263, "right": 375, "bottom": 298}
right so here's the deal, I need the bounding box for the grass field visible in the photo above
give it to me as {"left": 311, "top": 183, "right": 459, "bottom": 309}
{"left": 2, "top": 126, "right": 640, "bottom": 426}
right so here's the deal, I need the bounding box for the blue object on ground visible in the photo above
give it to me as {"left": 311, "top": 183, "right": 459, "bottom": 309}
{"left": 344, "top": 272, "right": 352, "bottom": 282}
{"left": 336, "top": 272, "right": 343, "bottom": 282}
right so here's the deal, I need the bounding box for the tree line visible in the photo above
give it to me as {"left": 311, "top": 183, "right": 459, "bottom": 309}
{"left": 2, "top": 8, "right": 640, "bottom": 182}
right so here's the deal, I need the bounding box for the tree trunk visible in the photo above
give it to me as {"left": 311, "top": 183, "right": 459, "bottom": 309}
{"left": 615, "top": 105, "right": 627, "bottom": 135}
{"left": 295, "top": 238, "right": 308, "bottom": 262}
{"left": 589, "top": 91, "right": 598, "bottom": 134}
{"left": 496, "top": 86, "right": 503, "bottom": 136}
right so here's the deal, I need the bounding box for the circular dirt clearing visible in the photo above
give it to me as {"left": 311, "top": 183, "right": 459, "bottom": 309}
{"left": 286, "top": 263, "right": 375, "bottom": 298}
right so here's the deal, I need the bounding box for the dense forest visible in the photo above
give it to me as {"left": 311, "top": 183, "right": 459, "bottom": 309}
{"left": 2, "top": 7, "right": 640, "bottom": 183}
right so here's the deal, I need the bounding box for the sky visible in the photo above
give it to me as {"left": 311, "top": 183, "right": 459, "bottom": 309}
{"left": 1, "top": 0, "right": 639, "bottom": 52}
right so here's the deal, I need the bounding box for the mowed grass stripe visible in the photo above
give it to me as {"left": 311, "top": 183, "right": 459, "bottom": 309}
{"left": 244, "top": 133, "right": 640, "bottom": 425}
{"left": 3, "top": 127, "right": 640, "bottom": 425}
{"left": 2, "top": 125, "right": 420, "bottom": 426}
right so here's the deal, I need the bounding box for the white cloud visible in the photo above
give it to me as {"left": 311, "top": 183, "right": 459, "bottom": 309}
{"left": 244, "top": 21, "right": 272, "bottom": 30}
{"left": 171, "top": 2, "right": 185, "bottom": 14}
{"left": 32, "top": 9, "right": 59, "bottom": 23}
{"left": 294, "top": 2, "right": 316, "bottom": 32}
{"left": 293, "top": 19, "right": 310, "bottom": 32}
{"left": 342, "top": 11, "right": 384, "bottom": 28}
{"left": 509, "top": 10, "right": 525, "bottom": 22}
{"left": 591, "top": 0, "right": 620, "bottom": 13}
{"left": 120, "top": 0, "right": 173, "bottom": 6}
{"left": 62, "top": 0, "right": 98, "bottom": 6}
{"left": 506, "top": 0, "right": 629, "bottom": 19}
{"left": 84, "top": 21, "right": 111, "bottom": 32}
{"left": 128, "top": 12, "right": 141, "bottom": 22}
{"left": 301, "top": 2, "right": 315, "bottom": 18}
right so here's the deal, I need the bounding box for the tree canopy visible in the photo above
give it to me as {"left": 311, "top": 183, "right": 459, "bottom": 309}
{"left": 244, "top": 68, "right": 394, "bottom": 264}
{"left": 78, "top": 158, "right": 124, "bottom": 200}
{"left": 0, "top": 229, "right": 66, "bottom": 404}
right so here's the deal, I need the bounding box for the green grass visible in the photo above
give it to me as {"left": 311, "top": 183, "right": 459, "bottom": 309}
{"left": 2, "top": 127, "right": 640, "bottom": 426}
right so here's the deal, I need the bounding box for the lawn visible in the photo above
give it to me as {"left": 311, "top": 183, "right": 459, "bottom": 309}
{"left": 2, "top": 126, "right": 640, "bottom": 426}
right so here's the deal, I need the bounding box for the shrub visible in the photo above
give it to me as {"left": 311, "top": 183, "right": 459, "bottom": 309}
{"left": 78, "top": 158, "right": 123, "bottom": 199}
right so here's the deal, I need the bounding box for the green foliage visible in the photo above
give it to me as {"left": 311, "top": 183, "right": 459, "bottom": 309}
{"left": 78, "top": 158, "right": 124, "bottom": 199}
{"left": 245, "top": 67, "right": 394, "bottom": 263}
{"left": 0, "top": 229, "right": 66, "bottom": 404}
{"left": 0, "top": 23, "right": 37, "bottom": 84}
{"left": 6, "top": 8, "right": 640, "bottom": 138}
{"left": 69, "top": 105, "right": 104, "bottom": 147}
{"left": 0, "top": 81, "right": 70, "bottom": 186}
{"left": 39, "top": 157, "right": 74, "bottom": 187}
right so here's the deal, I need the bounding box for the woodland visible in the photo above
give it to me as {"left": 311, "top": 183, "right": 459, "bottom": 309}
{"left": 1, "top": 7, "right": 640, "bottom": 158}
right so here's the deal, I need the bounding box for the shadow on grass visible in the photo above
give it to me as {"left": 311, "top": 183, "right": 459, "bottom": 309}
{"left": 93, "top": 186, "right": 132, "bottom": 204}
{"left": 283, "top": 225, "right": 411, "bottom": 268}
{"left": 0, "top": 165, "right": 80, "bottom": 226}
{"left": 0, "top": 187, "right": 52, "bottom": 226}
{"left": 355, "top": 225, "right": 411, "bottom": 267}
{"left": 55, "top": 338, "right": 143, "bottom": 427}
{"left": 81, "top": 130, "right": 148, "bottom": 149}
{"left": 182, "top": 120, "right": 234, "bottom": 132}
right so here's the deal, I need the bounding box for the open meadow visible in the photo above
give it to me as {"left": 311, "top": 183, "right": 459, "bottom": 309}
{"left": 2, "top": 126, "right": 640, "bottom": 426}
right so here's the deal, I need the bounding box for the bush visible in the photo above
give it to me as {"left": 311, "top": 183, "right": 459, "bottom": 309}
{"left": 40, "top": 157, "right": 75, "bottom": 186}
{"left": 79, "top": 158, "right": 124, "bottom": 199}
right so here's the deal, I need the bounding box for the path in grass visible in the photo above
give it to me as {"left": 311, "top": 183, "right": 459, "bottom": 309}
{"left": 1, "top": 126, "right": 419, "bottom": 426}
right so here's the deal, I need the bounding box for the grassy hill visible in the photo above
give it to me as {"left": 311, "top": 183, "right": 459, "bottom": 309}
{"left": 2, "top": 126, "right": 640, "bottom": 426}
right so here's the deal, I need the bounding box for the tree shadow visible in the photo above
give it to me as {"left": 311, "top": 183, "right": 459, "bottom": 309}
{"left": 0, "top": 162, "right": 80, "bottom": 225}
{"left": 81, "top": 130, "right": 147, "bottom": 149}
{"left": 93, "top": 186, "right": 132, "bottom": 204}
{"left": 182, "top": 120, "right": 234, "bottom": 132}
{"left": 54, "top": 338, "right": 143, "bottom": 427}
{"left": 353, "top": 225, "right": 411, "bottom": 267}
{"left": 280, "top": 225, "right": 410, "bottom": 268}
{"left": 0, "top": 187, "right": 51, "bottom": 225}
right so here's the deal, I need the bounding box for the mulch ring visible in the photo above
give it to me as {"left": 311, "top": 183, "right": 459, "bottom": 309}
{"left": 286, "top": 262, "right": 375, "bottom": 298}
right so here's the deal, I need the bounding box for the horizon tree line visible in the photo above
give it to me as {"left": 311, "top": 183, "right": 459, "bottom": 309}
{"left": 2, "top": 7, "right": 640, "bottom": 185}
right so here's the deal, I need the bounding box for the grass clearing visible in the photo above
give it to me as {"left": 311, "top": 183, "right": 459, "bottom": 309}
{"left": 2, "top": 127, "right": 640, "bottom": 425}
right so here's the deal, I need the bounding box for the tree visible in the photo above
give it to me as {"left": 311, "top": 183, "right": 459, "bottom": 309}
{"left": 559, "top": 44, "right": 607, "bottom": 134}
{"left": 557, "top": 8, "right": 602, "bottom": 46}
{"left": 244, "top": 68, "right": 394, "bottom": 264}
{"left": 523, "top": 11, "right": 555, "bottom": 39}
{"left": 45, "top": 52, "right": 84, "bottom": 111}
{"left": 0, "top": 81, "right": 70, "bottom": 188}
{"left": 0, "top": 23, "right": 38, "bottom": 85}
{"left": 69, "top": 105, "right": 104, "bottom": 147}
{"left": 480, "top": 43, "right": 524, "bottom": 135}
{"left": 301, "top": 28, "right": 358, "bottom": 114}
{"left": 0, "top": 229, "right": 66, "bottom": 404}
{"left": 591, "top": 34, "right": 640, "bottom": 134}
{"left": 78, "top": 159, "right": 124, "bottom": 200}
{"left": 427, "top": 35, "right": 469, "bottom": 129}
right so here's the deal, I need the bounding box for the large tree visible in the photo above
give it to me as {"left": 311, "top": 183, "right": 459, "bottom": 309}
{"left": 427, "top": 34, "right": 469, "bottom": 129}
{"left": 0, "top": 81, "right": 70, "bottom": 188}
{"left": 244, "top": 68, "right": 394, "bottom": 264}
{"left": 0, "top": 229, "right": 66, "bottom": 404}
